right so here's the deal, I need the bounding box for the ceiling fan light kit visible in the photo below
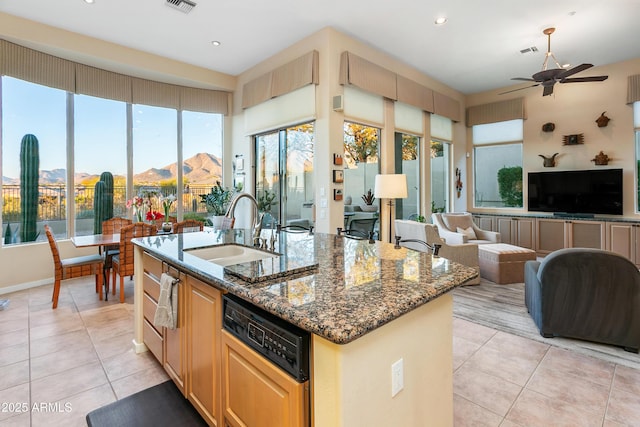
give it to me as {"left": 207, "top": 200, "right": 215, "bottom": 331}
{"left": 502, "top": 27, "right": 608, "bottom": 97}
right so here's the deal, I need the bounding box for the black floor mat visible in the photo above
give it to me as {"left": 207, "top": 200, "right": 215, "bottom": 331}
{"left": 86, "top": 380, "right": 208, "bottom": 427}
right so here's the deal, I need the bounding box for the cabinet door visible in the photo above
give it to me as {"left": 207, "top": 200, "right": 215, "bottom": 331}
{"left": 536, "top": 219, "right": 567, "bottom": 256}
{"left": 495, "top": 218, "right": 514, "bottom": 245}
{"left": 221, "top": 330, "right": 308, "bottom": 427}
{"left": 164, "top": 266, "right": 186, "bottom": 395}
{"left": 187, "top": 276, "right": 222, "bottom": 426}
{"left": 608, "top": 222, "right": 634, "bottom": 259}
{"left": 473, "top": 215, "right": 494, "bottom": 232}
{"left": 515, "top": 218, "right": 536, "bottom": 250}
{"left": 568, "top": 220, "right": 606, "bottom": 249}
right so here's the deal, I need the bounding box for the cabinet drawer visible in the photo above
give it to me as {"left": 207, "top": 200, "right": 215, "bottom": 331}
{"left": 143, "top": 319, "right": 163, "bottom": 362}
{"left": 143, "top": 292, "right": 160, "bottom": 328}
{"left": 143, "top": 252, "right": 163, "bottom": 280}
{"left": 143, "top": 273, "right": 161, "bottom": 302}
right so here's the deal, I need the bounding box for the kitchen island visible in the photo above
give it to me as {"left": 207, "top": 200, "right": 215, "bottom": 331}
{"left": 132, "top": 229, "right": 478, "bottom": 427}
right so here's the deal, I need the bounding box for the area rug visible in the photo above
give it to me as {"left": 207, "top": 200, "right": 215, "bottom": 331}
{"left": 86, "top": 380, "right": 207, "bottom": 427}
{"left": 452, "top": 279, "right": 640, "bottom": 370}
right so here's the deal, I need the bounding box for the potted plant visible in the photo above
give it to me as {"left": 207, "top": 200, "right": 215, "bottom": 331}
{"left": 360, "top": 189, "right": 377, "bottom": 212}
{"left": 200, "top": 181, "right": 233, "bottom": 227}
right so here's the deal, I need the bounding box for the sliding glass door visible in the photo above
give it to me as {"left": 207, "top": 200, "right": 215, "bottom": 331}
{"left": 255, "top": 123, "right": 315, "bottom": 228}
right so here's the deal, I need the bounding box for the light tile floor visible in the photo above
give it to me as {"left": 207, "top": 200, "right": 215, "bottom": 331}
{"left": 1, "top": 277, "right": 639, "bottom": 426}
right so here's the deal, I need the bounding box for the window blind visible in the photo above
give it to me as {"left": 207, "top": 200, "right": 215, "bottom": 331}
{"left": 466, "top": 98, "right": 525, "bottom": 126}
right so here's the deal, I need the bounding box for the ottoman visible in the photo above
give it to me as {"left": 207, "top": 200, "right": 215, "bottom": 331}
{"left": 478, "top": 243, "right": 536, "bottom": 284}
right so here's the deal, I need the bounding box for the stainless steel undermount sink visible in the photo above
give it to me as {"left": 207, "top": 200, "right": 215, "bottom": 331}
{"left": 185, "top": 244, "right": 279, "bottom": 267}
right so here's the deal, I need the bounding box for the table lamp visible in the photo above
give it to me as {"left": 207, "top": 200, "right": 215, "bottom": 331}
{"left": 374, "top": 174, "right": 408, "bottom": 243}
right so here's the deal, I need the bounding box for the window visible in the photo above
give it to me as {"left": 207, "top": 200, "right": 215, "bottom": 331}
{"left": 473, "top": 119, "right": 524, "bottom": 208}
{"left": 394, "top": 132, "right": 419, "bottom": 220}
{"left": 430, "top": 139, "right": 451, "bottom": 213}
{"left": 2, "top": 77, "right": 67, "bottom": 242}
{"left": 182, "top": 111, "right": 224, "bottom": 219}
{"left": 1, "top": 76, "right": 224, "bottom": 245}
{"left": 343, "top": 122, "right": 380, "bottom": 238}
{"left": 255, "top": 123, "right": 315, "bottom": 228}
{"left": 431, "top": 114, "right": 452, "bottom": 214}
{"left": 75, "top": 94, "right": 127, "bottom": 236}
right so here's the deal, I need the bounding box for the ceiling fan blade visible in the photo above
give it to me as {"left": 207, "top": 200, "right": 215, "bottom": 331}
{"left": 511, "top": 77, "right": 536, "bottom": 82}
{"left": 499, "top": 84, "right": 540, "bottom": 95}
{"left": 561, "top": 76, "right": 609, "bottom": 83}
{"left": 558, "top": 63, "right": 593, "bottom": 79}
{"left": 543, "top": 85, "right": 554, "bottom": 96}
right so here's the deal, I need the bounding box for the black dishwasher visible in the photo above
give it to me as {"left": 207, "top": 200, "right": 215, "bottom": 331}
{"left": 222, "top": 294, "right": 310, "bottom": 383}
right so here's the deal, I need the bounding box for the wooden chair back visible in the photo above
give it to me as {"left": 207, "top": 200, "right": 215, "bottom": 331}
{"left": 44, "top": 224, "right": 104, "bottom": 308}
{"left": 117, "top": 222, "right": 157, "bottom": 277}
{"left": 102, "top": 217, "right": 132, "bottom": 235}
{"left": 173, "top": 219, "right": 204, "bottom": 234}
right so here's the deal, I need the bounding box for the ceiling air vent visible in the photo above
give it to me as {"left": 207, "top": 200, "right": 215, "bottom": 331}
{"left": 519, "top": 46, "right": 539, "bottom": 54}
{"left": 165, "top": 0, "right": 196, "bottom": 13}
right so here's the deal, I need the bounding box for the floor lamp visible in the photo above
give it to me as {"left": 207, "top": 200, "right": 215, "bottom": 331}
{"left": 374, "top": 174, "right": 408, "bottom": 243}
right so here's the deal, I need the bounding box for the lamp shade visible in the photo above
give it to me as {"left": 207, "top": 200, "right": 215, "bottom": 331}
{"left": 374, "top": 174, "right": 408, "bottom": 199}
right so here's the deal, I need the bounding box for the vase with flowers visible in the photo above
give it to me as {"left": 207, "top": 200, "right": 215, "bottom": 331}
{"left": 160, "top": 194, "right": 176, "bottom": 232}
{"left": 126, "top": 195, "right": 145, "bottom": 222}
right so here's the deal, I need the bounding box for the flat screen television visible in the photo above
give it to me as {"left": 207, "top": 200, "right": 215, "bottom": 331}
{"left": 528, "top": 168, "right": 623, "bottom": 216}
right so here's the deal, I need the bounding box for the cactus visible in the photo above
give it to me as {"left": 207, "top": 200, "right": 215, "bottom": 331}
{"left": 4, "top": 223, "right": 12, "bottom": 245}
{"left": 99, "top": 171, "right": 114, "bottom": 220}
{"left": 93, "top": 172, "right": 115, "bottom": 233}
{"left": 19, "top": 134, "right": 39, "bottom": 242}
{"left": 93, "top": 181, "right": 107, "bottom": 234}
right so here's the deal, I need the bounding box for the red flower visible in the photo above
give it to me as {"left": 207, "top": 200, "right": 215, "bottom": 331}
{"left": 146, "top": 211, "right": 164, "bottom": 221}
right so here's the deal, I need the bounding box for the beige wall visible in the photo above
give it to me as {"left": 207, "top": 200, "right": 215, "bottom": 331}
{"left": 466, "top": 58, "right": 640, "bottom": 217}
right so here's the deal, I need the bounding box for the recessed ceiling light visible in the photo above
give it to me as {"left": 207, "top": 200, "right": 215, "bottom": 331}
{"left": 211, "top": 41, "right": 221, "bottom": 47}
{"left": 84, "top": 0, "right": 95, "bottom": 3}
{"left": 562, "top": 63, "right": 571, "bottom": 68}
{"left": 434, "top": 17, "right": 447, "bottom": 25}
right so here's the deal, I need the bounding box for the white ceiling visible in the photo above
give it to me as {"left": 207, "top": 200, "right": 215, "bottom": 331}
{"left": 1, "top": 0, "right": 639, "bottom": 95}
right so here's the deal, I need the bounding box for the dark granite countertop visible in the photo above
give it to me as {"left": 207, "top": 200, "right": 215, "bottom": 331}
{"left": 133, "top": 229, "right": 478, "bottom": 344}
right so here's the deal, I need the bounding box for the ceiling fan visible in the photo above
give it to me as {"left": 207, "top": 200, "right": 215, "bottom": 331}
{"left": 502, "top": 27, "right": 608, "bottom": 96}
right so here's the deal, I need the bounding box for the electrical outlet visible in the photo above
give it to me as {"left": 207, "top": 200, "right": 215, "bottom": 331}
{"left": 391, "top": 358, "right": 403, "bottom": 397}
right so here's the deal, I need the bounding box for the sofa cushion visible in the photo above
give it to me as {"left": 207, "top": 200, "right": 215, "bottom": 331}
{"left": 442, "top": 213, "right": 473, "bottom": 231}
{"left": 456, "top": 226, "right": 477, "bottom": 240}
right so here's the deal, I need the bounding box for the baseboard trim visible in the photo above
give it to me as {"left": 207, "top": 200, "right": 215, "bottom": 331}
{"left": 0, "top": 279, "right": 51, "bottom": 295}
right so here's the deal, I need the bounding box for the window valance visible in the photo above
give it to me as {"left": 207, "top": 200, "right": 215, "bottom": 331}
{"left": 0, "top": 39, "right": 230, "bottom": 114}
{"left": 339, "top": 51, "right": 461, "bottom": 121}
{"left": 242, "top": 50, "right": 319, "bottom": 109}
{"left": 627, "top": 74, "right": 640, "bottom": 105}
{"left": 339, "top": 51, "right": 397, "bottom": 101}
{"left": 466, "top": 98, "right": 526, "bottom": 126}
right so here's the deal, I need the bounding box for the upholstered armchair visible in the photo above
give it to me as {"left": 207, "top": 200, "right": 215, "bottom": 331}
{"left": 432, "top": 212, "right": 500, "bottom": 245}
{"left": 395, "top": 219, "right": 480, "bottom": 285}
{"left": 524, "top": 248, "right": 640, "bottom": 353}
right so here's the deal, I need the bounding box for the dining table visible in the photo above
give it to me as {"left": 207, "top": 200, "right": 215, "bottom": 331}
{"left": 71, "top": 233, "right": 120, "bottom": 301}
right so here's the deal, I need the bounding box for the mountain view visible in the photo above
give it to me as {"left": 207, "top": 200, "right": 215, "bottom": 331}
{"left": 2, "top": 152, "right": 222, "bottom": 186}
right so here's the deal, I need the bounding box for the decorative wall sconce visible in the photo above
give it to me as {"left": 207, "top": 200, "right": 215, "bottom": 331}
{"left": 539, "top": 153, "right": 559, "bottom": 167}
{"left": 542, "top": 122, "right": 555, "bottom": 132}
{"left": 595, "top": 112, "right": 611, "bottom": 128}
{"left": 562, "top": 133, "right": 584, "bottom": 145}
{"left": 591, "top": 151, "right": 611, "bottom": 165}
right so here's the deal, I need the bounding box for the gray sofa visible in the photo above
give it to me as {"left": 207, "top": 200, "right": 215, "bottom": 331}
{"left": 524, "top": 248, "right": 640, "bottom": 353}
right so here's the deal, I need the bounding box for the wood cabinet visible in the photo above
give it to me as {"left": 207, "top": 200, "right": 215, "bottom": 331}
{"left": 221, "top": 330, "right": 308, "bottom": 427}
{"left": 187, "top": 275, "right": 222, "bottom": 427}
{"left": 142, "top": 252, "right": 186, "bottom": 395}
{"left": 535, "top": 218, "right": 606, "bottom": 256}
{"left": 495, "top": 217, "right": 535, "bottom": 250}
{"left": 607, "top": 222, "right": 640, "bottom": 266}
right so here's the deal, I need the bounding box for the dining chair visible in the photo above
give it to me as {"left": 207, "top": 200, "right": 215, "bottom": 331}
{"left": 173, "top": 219, "right": 204, "bottom": 233}
{"left": 345, "top": 218, "right": 378, "bottom": 240}
{"left": 111, "top": 222, "right": 157, "bottom": 303}
{"left": 44, "top": 224, "right": 104, "bottom": 309}
{"left": 101, "top": 217, "right": 132, "bottom": 292}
